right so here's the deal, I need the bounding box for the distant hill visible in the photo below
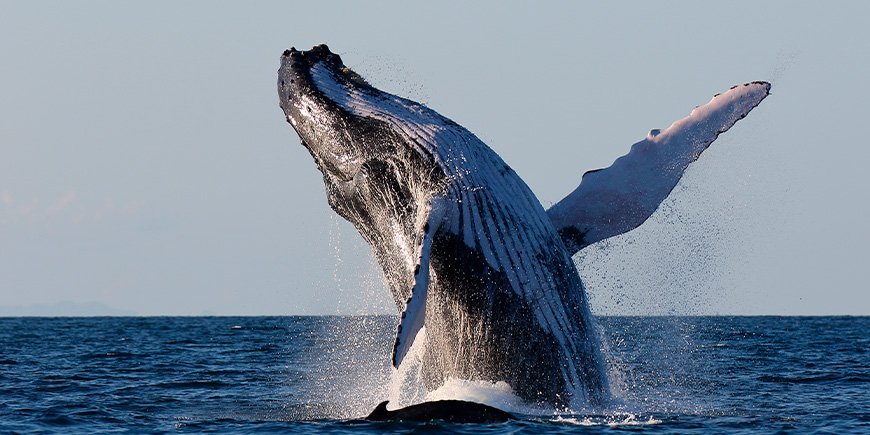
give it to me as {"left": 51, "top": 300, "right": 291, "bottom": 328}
{"left": 0, "top": 301, "right": 137, "bottom": 317}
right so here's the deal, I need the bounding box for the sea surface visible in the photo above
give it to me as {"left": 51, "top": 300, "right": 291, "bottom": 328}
{"left": 0, "top": 316, "right": 866, "bottom": 433}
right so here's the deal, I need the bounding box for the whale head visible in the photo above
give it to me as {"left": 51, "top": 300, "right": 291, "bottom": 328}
{"left": 278, "top": 45, "right": 371, "bottom": 186}
{"left": 277, "top": 44, "right": 452, "bottom": 309}
{"left": 279, "top": 45, "right": 426, "bottom": 228}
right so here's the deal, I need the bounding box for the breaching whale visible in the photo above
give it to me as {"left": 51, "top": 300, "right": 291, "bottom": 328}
{"left": 277, "top": 44, "right": 770, "bottom": 406}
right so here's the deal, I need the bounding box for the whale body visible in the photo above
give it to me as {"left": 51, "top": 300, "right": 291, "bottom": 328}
{"left": 277, "top": 44, "right": 770, "bottom": 406}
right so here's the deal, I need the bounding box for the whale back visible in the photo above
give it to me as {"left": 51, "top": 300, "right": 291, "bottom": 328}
{"left": 365, "top": 400, "right": 514, "bottom": 423}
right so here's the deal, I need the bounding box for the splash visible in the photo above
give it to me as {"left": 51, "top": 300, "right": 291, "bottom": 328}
{"left": 425, "top": 379, "right": 547, "bottom": 415}
{"left": 294, "top": 316, "right": 393, "bottom": 420}
{"left": 594, "top": 316, "right": 717, "bottom": 417}
{"left": 552, "top": 414, "right": 663, "bottom": 426}
{"left": 385, "top": 329, "right": 551, "bottom": 415}
{"left": 386, "top": 327, "right": 428, "bottom": 407}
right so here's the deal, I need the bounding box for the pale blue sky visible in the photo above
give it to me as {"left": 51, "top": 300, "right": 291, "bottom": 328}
{"left": 1, "top": 2, "right": 867, "bottom": 315}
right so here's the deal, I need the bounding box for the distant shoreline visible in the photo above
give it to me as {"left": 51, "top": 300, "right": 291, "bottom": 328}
{"left": 0, "top": 314, "right": 865, "bottom": 318}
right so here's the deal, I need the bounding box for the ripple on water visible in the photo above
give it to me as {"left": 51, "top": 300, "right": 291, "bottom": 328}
{"left": 0, "top": 316, "right": 865, "bottom": 433}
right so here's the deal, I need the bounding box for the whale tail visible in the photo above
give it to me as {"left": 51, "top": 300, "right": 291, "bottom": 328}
{"left": 547, "top": 81, "right": 771, "bottom": 254}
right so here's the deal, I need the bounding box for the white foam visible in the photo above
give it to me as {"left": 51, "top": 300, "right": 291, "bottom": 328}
{"left": 425, "top": 378, "right": 553, "bottom": 415}
{"left": 553, "top": 414, "right": 663, "bottom": 426}
{"left": 386, "top": 330, "right": 553, "bottom": 415}
{"left": 387, "top": 328, "right": 428, "bottom": 407}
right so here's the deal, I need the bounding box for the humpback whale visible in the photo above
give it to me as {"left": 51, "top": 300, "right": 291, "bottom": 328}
{"left": 277, "top": 44, "right": 770, "bottom": 407}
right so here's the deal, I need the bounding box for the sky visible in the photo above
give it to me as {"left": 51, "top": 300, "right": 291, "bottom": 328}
{"left": 1, "top": 2, "right": 868, "bottom": 316}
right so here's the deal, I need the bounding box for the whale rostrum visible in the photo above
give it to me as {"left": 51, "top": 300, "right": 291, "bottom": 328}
{"left": 277, "top": 44, "right": 770, "bottom": 406}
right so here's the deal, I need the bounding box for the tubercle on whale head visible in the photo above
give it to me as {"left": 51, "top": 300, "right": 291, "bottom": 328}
{"left": 278, "top": 44, "right": 370, "bottom": 184}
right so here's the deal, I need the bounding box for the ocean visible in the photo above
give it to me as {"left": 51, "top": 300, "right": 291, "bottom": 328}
{"left": 0, "top": 316, "right": 866, "bottom": 433}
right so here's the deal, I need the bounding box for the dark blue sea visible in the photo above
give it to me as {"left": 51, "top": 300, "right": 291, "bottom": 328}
{"left": 0, "top": 316, "right": 866, "bottom": 433}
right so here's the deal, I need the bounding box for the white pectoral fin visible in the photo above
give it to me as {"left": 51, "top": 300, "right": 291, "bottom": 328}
{"left": 391, "top": 197, "right": 445, "bottom": 368}
{"left": 391, "top": 263, "right": 429, "bottom": 368}
{"left": 547, "top": 81, "right": 771, "bottom": 254}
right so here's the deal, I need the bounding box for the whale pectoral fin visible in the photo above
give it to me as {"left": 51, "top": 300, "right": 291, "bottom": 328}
{"left": 391, "top": 197, "right": 446, "bottom": 368}
{"left": 391, "top": 275, "right": 428, "bottom": 368}
{"left": 391, "top": 227, "right": 433, "bottom": 368}
{"left": 547, "top": 81, "right": 771, "bottom": 254}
